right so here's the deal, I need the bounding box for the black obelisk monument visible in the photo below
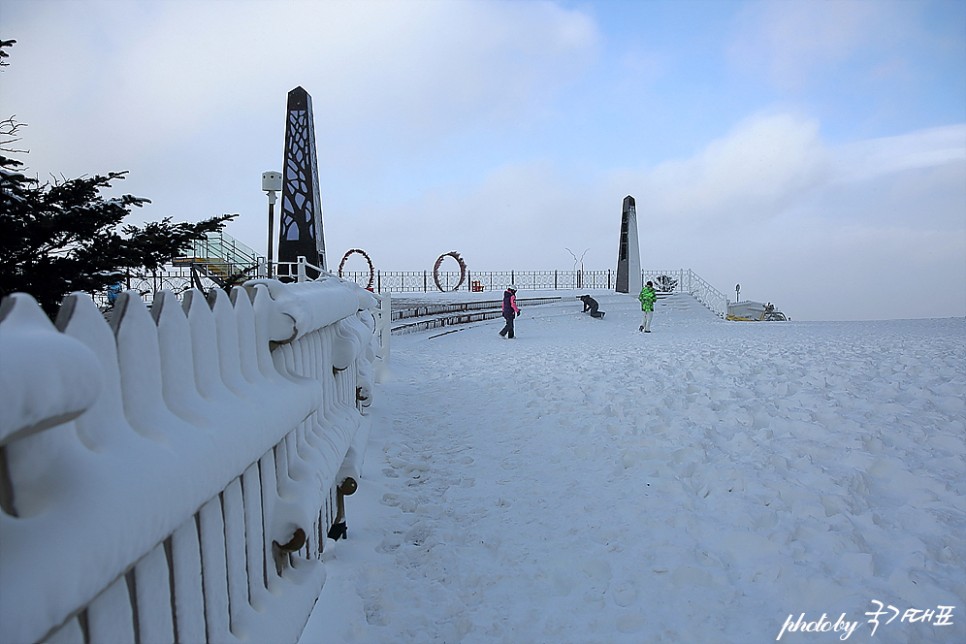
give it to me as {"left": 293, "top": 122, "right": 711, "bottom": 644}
{"left": 616, "top": 195, "right": 642, "bottom": 294}
{"left": 278, "top": 86, "right": 326, "bottom": 275}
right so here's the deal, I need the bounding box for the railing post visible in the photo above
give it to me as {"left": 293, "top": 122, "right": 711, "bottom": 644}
{"left": 297, "top": 257, "right": 307, "bottom": 282}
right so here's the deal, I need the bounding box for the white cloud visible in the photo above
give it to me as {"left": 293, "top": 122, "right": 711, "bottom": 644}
{"left": 4, "top": 0, "right": 598, "bottom": 176}
{"left": 604, "top": 112, "right": 964, "bottom": 234}
{"left": 334, "top": 160, "right": 608, "bottom": 271}
{"left": 728, "top": 0, "right": 909, "bottom": 91}
{"left": 623, "top": 114, "right": 966, "bottom": 320}
{"left": 633, "top": 112, "right": 828, "bottom": 228}
{"left": 830, "top": 124, "right": 966, "bottom": 184}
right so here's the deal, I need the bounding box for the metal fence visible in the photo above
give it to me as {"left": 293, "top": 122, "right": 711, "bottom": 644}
{"left": 91, "top": 267, "right": 224, "bottom": 309}
{"left": 643, "top": 269, "right": 729, "bottom": 318}
{"left": 343, "top": 268, "right": 728, "bottom": 317}
{"left": 342, "top": 270, "right": 617, "bottom": 293}
{"left": 91, "top": 266, "right": 729, "bottom": 318}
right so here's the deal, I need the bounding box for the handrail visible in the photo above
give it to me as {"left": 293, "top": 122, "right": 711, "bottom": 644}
{"left": 97, "top": 264, "right": 730, "bottom": 317}
{"left": 390, "top": 296, "right": 562, "bottom": 321}
{"left": 389, "top": 297, "right": 563, "bottom": 335}
{"left": 179, "top": 231, "right": 261, "bottom": 268}
{"left": 644, "top": 269, "right": 728, "bottom": 318}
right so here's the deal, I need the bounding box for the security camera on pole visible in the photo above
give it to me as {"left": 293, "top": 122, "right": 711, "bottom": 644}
{"left": 262, "top": 171, "right": 282, "bottom": 278}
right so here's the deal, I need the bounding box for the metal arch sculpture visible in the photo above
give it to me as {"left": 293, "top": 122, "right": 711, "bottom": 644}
{"left": 338, "top": 248, "right": 375, "bottom": 290}
{"left": 433, "top": 251, "right": 467, "bottom": 292}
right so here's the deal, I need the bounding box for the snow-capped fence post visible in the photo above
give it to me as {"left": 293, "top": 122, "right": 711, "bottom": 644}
{"left": 373, "top": 291, "right": 392, "bottom": 380}
{"left": 0, "top": 275, "right": 383, "bottom": 644}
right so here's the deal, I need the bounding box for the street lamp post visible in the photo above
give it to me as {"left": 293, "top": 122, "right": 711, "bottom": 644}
{"left": 565, "top": 248, "right": 578, "bottom": 288}
{"left": 566, "top": 247, "right": 590, "bottom": 289}
{"left": 262, "top": 171, "right": 282, "bottom": 278}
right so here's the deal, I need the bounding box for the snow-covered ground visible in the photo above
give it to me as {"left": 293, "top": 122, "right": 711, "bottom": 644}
{"left": 300, "top": 291, "right": 965, "bottom": 643}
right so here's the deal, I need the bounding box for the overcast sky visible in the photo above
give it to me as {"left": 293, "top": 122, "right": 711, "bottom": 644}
{"left": 3, "top": 0, "right": 964, "bottom": 320}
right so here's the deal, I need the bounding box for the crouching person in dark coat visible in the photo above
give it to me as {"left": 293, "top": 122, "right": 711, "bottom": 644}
{"left": 578, "top": 295, "right": 605, "bottom": 318}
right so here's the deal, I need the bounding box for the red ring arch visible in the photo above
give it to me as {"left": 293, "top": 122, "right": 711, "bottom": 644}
{"left": 433, "top": 251, "right": 467, "bottom": 292}
{"left": 338, "top": 248, "right": 375, "bottom": 290}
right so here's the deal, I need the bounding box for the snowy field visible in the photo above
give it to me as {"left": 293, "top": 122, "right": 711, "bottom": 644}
{"left": 300, "top": 291, "right": 965, "bottom": 643}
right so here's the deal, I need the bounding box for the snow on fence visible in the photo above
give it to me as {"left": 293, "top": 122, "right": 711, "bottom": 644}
{"left": 0, "top": 276, "right": 385, "bottom": 644}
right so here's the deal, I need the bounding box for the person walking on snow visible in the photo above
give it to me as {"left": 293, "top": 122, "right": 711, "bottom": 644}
{"left": 499, "top": 285, "right": 520, "bottom": 338}
{"left": 639, "top": 280, "right": 657, "bottom": 332}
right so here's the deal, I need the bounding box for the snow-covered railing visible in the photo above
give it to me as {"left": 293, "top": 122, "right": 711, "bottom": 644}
{"left": 644, "top": 269, "right": 729, "bottom": 318}
{"left": 0, "top": 276, "right": 380, "bottom": 644}
{"left": 275, "top": 256, "right": 390, "bottom": 384}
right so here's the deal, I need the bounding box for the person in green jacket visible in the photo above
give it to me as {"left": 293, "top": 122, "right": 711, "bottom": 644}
{"left": 639, "top": 280, "right": 657, "bottom": 333}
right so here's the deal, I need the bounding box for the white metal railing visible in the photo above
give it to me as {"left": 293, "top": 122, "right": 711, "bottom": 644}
{"left": 274, "top": 257, "right": 390, "bottom": 380}
{"left": 179, "top": 231, "right": 262, "bottom": 270}
{"left": 644, "top": 269, "right": 729, "bottom": 318}
{"left": 344, "top": 269, "right": 617, "bottom": 293}
{"left": 0, "top": 273, "right": 381, "bottom": 643}
{"left": 93, "top": 262, "right": 729, "bottom": 318}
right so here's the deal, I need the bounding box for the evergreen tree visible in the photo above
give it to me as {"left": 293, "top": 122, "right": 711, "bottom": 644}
{"left": 0, "top": 39, "right": 236, "bottom": 318}
{"left": 0, "top": 159, "right": 235, "bottom": 317}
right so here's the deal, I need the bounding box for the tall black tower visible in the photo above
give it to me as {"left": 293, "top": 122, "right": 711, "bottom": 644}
{"left": 615, "top": 195, "right": 641, "bottom": 294}
{"left": 278, "top": 86, "right": 326, "bottom": 274}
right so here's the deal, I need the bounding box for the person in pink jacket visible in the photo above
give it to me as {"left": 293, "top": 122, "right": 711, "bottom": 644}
{"left": 498, "top": 285, "right": 520, "bottom": 338}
